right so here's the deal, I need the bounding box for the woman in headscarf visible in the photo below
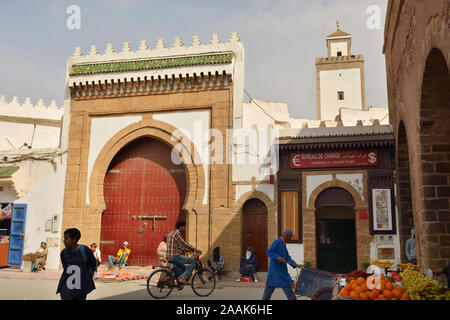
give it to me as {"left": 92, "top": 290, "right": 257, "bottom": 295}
{"left": 32, "top": 242, "right": 48, "bottom": 272}
{"left": 237, "top": 247, "right": 258, "bottom": 282}
{"left": 208, "top": 247, "right": 224, "bottom": 279}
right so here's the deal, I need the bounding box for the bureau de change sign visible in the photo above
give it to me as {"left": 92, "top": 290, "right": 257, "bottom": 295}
{"left": 290, "top": 150, "right": 378, "bottom": 169}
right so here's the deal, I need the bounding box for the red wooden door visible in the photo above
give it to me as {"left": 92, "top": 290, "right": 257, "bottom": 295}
{"left": 242, "top": 199, "right": 268, "bottom": 272}
{"left": 101, "top": 138, "right": 186, "bottom": 266}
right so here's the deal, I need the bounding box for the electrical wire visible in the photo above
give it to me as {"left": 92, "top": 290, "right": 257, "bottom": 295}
{"left": 244, "top": 89, "right": 289, "bottom": 128}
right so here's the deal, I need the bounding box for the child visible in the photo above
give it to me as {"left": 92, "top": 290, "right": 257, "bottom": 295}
{"left": 90, "top": 243, "right": 101, "bottom": 274}
{"left": 56, "top": 228, "right": 97, "bottom": 300}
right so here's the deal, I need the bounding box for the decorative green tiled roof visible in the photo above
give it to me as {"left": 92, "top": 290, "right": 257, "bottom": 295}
{"left": 0, "top": 166, "right": 19, "bottom": 178}
{"left": 70, "top": 53, "right": 233, "bottom": 76}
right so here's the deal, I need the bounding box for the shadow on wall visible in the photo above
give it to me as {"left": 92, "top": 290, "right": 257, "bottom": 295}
{"left": 204, "top": 189, "right": 272, "bottom": 275}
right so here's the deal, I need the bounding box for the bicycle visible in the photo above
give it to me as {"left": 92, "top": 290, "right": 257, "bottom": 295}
{"left": 146, "top": 252, "right": 216, "bottom": 299}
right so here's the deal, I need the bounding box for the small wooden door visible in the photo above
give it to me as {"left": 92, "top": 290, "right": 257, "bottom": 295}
{"left": 242, "top": 199, "right": 268, "bottom": 272}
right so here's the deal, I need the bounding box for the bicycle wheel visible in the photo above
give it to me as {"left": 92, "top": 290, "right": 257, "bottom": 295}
{"left": 191, "top": 269, "right": 216, "bottom": 297}
{"left": 147, "top": 269, "right": 174, "bottom": 299}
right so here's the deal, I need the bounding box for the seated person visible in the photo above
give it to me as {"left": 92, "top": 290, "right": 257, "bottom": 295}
{"left": 108, "top": 241, "right": 130, "bottom": 270}
{"left": 208, "top": 246, "right": 224, "bottom": 279}
{"left": 433, "top": 261, "right": 450, "bottom": 288}
{"left": 32, "top": 242, "right": 48, "bottom": 272}
{"left": 156, "top": 236, "right": 168, "bottom": 267}
{"left": 90, "top": 243, "right": 101, "bottom": 274}
{"left": 237, "top": 247, "right": 258, "bottom": 282}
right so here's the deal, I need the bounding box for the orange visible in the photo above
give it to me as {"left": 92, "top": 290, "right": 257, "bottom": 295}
{"left": 378, "top": 294, "right": 385, "bottom": 300}
{"left": 383, "top": 290, "right": 393, "bottom": 299}
{"left": 350, "top": 279, "right": 357, "bottom": 286}
{"left": 368, "top": 291, "right": 376, "bottom": 300}
{"left": 356, "top": 277, "right": 366, "bottom": 285}
{"left": 393, "top": 285, "right": 403, "bottom": 293}
{"left": 360, "top": 282, "right": 368, "bottom": 292}
{"left": 401, "top": 292, "right": 409, "bottom": 300}
{"left": 392, "top": 289, "right": 402, "bottom": 299}
{"left": 344, "top": 284, "right": 352, "bottom": 291}
{"left": 351, "top": 283, "right": 359, "bottom": 291}
{"left": 385, "top": 281, "right": 394, "bottom": 291}
{"left": 373, "top": 289, "right": 380, "bottom": 296}
{"left": 340, "top": 289, "right": 349, "bottom": 297}
{"left": 349, "top": 290, "right": 359, "bottom": 299}
{"left": 355, "top": 286, "right": 364, "bottom": 294}
{"left": 359, "top": 293, "right": 369, "bottom": 300}
{"left": 391, "top": 297, "right": 398, "bottom": 300}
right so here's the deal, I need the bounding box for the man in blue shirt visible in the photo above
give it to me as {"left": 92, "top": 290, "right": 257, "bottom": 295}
{"left": 56, "top": 228, "right": 97, "bottom": 300}
{"left": 262, "top": 229, "right": 303, "bottom": 300}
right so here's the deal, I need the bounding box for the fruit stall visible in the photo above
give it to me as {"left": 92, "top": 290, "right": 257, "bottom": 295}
{"left": 337, "top": 260, "right": 450, "bottom": 300}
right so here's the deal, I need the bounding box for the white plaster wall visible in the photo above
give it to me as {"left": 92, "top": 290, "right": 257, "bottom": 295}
{"left": 339, "top": 107, "right": 389, "bottom": 126}
{"left": 235, "top": 185, "right": 252, "bottom": 202}
{"left": 306, "top": 175, "right": 333, "bottom": 206}
{"left": 0, "top": 121, "right": 61, "bottom": 150}
{"left": 286, "top": 243, "right": 304, "bottom": 278}
{"left": 319, "top": 68, "right": 362, "bottom": 120}
{"left": 330, "top": 41, "right": 348, "bottom": 57}
{"left": 336, "top": 173, "right": 364, "bottom": 201}
{"left": 255, "top": 184, "right": 274, "bottom": 202}
{"left": 0, "top": 188, "right": 18, "bottom": 203}
{"left": 153, "top": 110, "right": 210, "bottom": 205}
{"left": 86, "top": 115, "right": 142, "bottom": 204}
{"left": 3, "top": 154, "right": 67, "bottom": 270}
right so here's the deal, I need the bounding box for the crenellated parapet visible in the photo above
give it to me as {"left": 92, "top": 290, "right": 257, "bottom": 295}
{"left": 0, "top": 95, "right": 63, "bottom": 121}
{"left": 315, "top": 54, "right": 364, "bottom": 65}
{"left": 67, "top": 32, "right": 244, "bottom": 100}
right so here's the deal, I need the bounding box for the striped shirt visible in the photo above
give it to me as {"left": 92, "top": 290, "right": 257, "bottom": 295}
{"left": 166, "top": 229, "right": 195, "bottom": 260}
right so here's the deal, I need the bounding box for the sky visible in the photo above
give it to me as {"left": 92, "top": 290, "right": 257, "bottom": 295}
{"left": 0, "top": 0, "right": 388, "bottom": 119}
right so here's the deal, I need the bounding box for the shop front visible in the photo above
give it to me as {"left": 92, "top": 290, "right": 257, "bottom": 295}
{"left": 276, "top": 125, "right": 398, "bottom": 273}
{"left": 0, "top": 203, "right": 27, "bottom": 268}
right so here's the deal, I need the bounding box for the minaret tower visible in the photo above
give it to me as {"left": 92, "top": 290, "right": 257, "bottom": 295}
{"left": 315, "top": 21, "right": 366, "bottom": 120}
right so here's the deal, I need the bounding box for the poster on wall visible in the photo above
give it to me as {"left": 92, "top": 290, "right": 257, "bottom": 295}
{"left": 372, "top": 189, "right": 393, "bottom": 232}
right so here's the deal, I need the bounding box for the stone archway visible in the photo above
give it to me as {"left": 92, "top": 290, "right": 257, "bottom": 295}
{"left": 234, "top": 190, "right": 276, "bottom": 271}
{"left": 418, "top": 47, "right": 450, "bottom": 269}
{"left": 89, "top": 118, "right": 206, "bottom": 246}
{"left": 397, "top": 120, "right": 415, "bottom": 262}
{"left": 304, "top": 179, "right": 369, "bottom": 269}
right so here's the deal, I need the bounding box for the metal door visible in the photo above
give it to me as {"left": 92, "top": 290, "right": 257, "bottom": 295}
{"left": 8, "top": 204, "right": 27, "bottom": 266}
{"left": 101, "top": 138, "right": 186, "bottom": 266}
{"left": 242, "top": 199, "right": 268, "bottom": 272}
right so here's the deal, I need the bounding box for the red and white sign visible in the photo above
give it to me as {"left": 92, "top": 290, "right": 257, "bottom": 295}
{"left": 290, "top": 150, "right": 378, "bottom": 169}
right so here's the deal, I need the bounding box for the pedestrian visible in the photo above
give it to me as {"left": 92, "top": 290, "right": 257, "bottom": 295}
{"left": 156, "top": 236, "right": 168, "bottom": 267}
{"left": 56, "top": 228, "right": 97, "bottom": 300}
{"left": 262, "top": 229, "right": 303, "bottom": 300}
{"left": 90, "top": 243, "right": 101, "bottom": 274}
{"left": 208, "top": 247, "right": 224, "bottom": 279}
{"left": 108, "top": 241, "right": 130, "bottom": 270}
{"left": 237, "top": 247, "right": 259, "bottom": 282}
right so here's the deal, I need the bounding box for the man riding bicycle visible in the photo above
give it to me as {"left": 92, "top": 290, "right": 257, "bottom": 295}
{"left": 166, "top": 221, "right": 201, "bottom": 285}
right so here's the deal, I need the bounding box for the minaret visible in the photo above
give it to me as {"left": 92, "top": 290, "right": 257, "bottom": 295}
{"left": 315, "top": 21, "right": 366, "bottom": 120}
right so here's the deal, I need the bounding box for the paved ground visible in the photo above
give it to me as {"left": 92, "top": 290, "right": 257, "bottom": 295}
{"left": 0, "top": 269, "right": 302, "bottom": 300}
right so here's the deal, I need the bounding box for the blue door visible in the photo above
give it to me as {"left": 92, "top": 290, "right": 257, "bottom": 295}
{"left": 8, "top": 204, "right": 27, "bottom": 266}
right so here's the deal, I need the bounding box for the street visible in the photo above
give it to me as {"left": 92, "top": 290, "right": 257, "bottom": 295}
{"left": 0, "top": 274, "right": 292, "bottom": 300}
